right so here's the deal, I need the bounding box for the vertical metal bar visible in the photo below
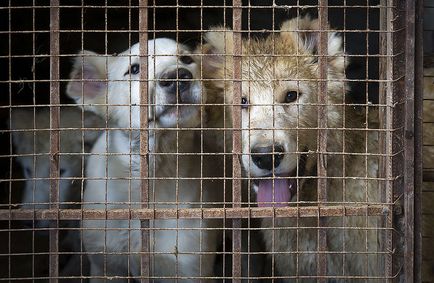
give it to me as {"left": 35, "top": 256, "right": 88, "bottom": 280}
{"left": 232, "top": 0, "right": 242, "bottom": 281}
{"left": 103, "top": 2, "right": 109, "bottom": 278}
{"left": 404, "top": 0, "right": 417, "bottom": 281}
{"left": 378, "top": 0, "right": 394, "bottom": 280}
{"left": 139, "top": 0, "right": 150, "bottom": 282}
{"left": 381, "top": 1, "right": 394, "bottom": 280}
{"left": 317, "top": 1, "right": 328, "bottom": 282}
{"left": 7, "top": 1, "right": 11, "bottom": 280}
{"left": 384, "top": 0, "right": 395, "bottom": 282}
{"left": 49, "top": 0, "right": 60, "bottom": 281}
{"left": 79, "top": 2, "right": 86, "bottom": 280}
{"left": 378, "top": 0, "right": 387, "bottom": 263}
{"left": 31, "top": 1, "right": 37, "bottom": 279}
{"left": 414, "top": 1, "right": 424, "bottom": 281}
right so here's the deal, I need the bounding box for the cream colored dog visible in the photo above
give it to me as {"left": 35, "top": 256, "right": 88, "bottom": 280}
{"left": 10, "top": 107, "right": 102, "bottom": 228}
{"left": 10, "top": 107, "right": 102, "bottom": 276}
{"left": 200, "top": 16, "right": 383, "bottom": 281}
{"left": 67, "top": 38, "right": 223, "bottom": 281}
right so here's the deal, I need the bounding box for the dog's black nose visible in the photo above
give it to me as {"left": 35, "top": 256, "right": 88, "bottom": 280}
{"left": 251, "top": 144, "right": 284, "bottom": 171}
{"left": 158, "top": 68, "right": 193, "bottom": 102}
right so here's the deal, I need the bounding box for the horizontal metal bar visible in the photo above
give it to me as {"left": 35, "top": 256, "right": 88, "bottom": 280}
{"left": 0, "top": 274, "right": 399, "bottom": 282}
{"left": 0, "top": 5, "right": 397, "bottom": 10}
{"left": 0, "top": 250, "right": 396, "bottom": 258}
{"left": 2, "top": 127, "right": 404, "bottom": 134}
{"left": 0, "top": 205, "right": 390, "bottom": 220}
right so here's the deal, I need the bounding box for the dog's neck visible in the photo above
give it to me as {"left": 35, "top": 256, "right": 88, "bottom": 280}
{"left": 112, "top": 125, "right": 198, "bottom": 178}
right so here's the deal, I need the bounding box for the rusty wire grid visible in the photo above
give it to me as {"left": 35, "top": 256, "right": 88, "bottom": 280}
{"left": 0, "top": 0, "right": 422, "bottom": 282}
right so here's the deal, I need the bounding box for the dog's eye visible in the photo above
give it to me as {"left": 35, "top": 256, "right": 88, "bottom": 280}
{"left": 180, "top": 56, "right": 194, "bottom": 65}
{"left": 125, "top": 63, "right": 140, "bottom": 76}
{"left": 285, "top": 91, "right": 299, "bottom": 103}
{"left": 241, "top": 97, "right": 248, "bottom": 109}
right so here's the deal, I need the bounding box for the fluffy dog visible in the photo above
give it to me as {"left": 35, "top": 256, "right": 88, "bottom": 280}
{"left": 10, "top": 107, "right": 102, "bottom": 227}
{"left": 10, "top": 107, "right": 102, "bottom": 276}
{"left": 66, "top": 38, "right": 223, "bottom": 281}
{"left": 200, "top": 16, "right": 383, "bottom": 281}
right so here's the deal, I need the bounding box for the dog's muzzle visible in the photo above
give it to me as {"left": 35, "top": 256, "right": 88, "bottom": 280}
{"left": 158, "top": 68, "right": 194, "bottom": 103}
{"left": 252, "top": 152, "right": 306, "bottom": 208}
{"left": 251, "top": 144, "right": 285, "bottom": 171}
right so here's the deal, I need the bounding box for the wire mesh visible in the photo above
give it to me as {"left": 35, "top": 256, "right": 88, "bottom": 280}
{"left": 0, "top": 1, "right": 421, "bottom": 282}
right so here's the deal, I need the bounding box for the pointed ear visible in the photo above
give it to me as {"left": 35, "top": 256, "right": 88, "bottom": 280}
{"left": 197, "top": 27, "right": 234, "bottom": 76}
{"left": 66, "top": 50, "right": 109, "bottom": 105}
{"left": 280, "top": 16, "right": 347, "bottom": 72}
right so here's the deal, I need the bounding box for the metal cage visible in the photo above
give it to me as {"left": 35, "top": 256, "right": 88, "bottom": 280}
{"left": 0, "top": 0, "right": 422, "bottom": 282}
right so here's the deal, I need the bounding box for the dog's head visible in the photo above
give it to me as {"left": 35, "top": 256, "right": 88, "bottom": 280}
{"left": 67, "top": 38, "right": 204, "bottom": 130}
{"left": 201, "top": 16, "right": 348, "bottom": 207}
{"left": 10, "top": 108, "right": 102, "bottom": 228}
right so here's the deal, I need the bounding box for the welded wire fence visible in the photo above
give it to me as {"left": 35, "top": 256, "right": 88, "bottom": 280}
{"left": 0, "top": 1, "right": 421, "bottom": 282}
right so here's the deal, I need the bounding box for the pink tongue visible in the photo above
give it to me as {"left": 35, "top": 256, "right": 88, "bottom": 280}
{"left": 257, "top": 179, "right": 292, "bottom": 207}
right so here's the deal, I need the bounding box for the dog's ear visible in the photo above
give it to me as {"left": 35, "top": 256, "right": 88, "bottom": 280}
{"left": 280, "top": 16, "right": 346, "bottom": 72}
{"left": 66, "top": 50, "right": 109, "bottom": 105}
{"left": 198, "top": 27, "right": 234, "bottom": 75}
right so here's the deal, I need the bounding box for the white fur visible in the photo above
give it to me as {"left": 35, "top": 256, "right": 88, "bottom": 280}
{"left": 67, "top": 38, "right": 223, "bottom": 281}
{"left": 10, "top": 107, "right": 102, "bottom": 278}
{"left": 10, "top": 107, "right": 102, "bottom": 227}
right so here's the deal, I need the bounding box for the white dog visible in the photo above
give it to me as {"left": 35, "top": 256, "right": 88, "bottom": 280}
{"left": 66, "top": 38, "right": 223, "bottom": 281}
{"left": 10, "top": 107, "right": 102, "bottom": 228}
{"left": 10, "top": 107, "right": 102, "bottom": 276}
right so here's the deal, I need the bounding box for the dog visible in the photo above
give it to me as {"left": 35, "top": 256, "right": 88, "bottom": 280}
{"left": 10, "top": 107, "right": 102, "bottom": 276}
{"left": 200, "top": 16, "right": 383, "bottom": 281}
{"left": 10, "top": 107, "right": 102, "bottom": 227}
{"left": 66, "top": 38, "right": 224, "bottom": 281}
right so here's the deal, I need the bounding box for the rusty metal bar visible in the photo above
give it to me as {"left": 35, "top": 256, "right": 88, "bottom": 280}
{"left": 139, "top": 0, "right": 149, "bottom": 281}
{"left": 404, "top": 0, "right": 422, "bottom": 281}
{"left": 378, "top": 0, "right": 387, "bottom": 258}
{"left": 0, "top": 205, "right": 390, "bottom": 220}
{"left": 378, "top": 0, "right": 393, "bottom": 280}
{"left": 7, "top": 1, "right": 11, "bottom": 280}
{"left": 232, "top": 0, "right": 242, "bottom": 281}
{"left": 49, "top": 0, "right": 60, "bottom": 281}
{"left": 317, "top": 1, "right": 329, "bottom": 281}
{"left": 404, "top": 1, "right": 415, "bottom": 281}
{"left": 379, "top": 1, "right": 395, "bottom": 281}
{"left": 413, "top": 1, "right": 423, "bottom": 281}
{"left": 391, "top": 1, "right": 407, "bottom": 281}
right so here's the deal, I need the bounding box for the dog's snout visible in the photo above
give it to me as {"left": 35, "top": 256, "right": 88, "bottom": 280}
{"left": 177, "top": 68, "right": 193, "bottom": 80}
{"left": 251, "top": 144, "right": 284, "bottom": 171}
{"left": 159, "top": 68, "right": 193, "bottom": 102}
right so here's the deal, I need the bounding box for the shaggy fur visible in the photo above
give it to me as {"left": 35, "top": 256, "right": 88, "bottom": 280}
{"left": 67, "top": 39, "right": 223, "bottom": 281}
{"left": 200, "top": 16, "right": 383, "bottom": 281}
